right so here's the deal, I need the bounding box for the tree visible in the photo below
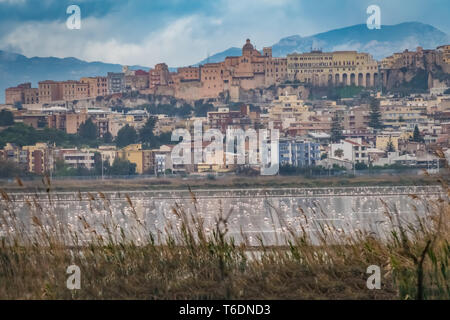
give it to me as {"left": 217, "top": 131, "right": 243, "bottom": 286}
{"left": 0, "top": 159, "right": 23, "bottom": 178}
{"left": 102, "top": 132, "right": 113, "bottom": 144}
{"left": 53, "top": 159, "right": 77, "bottom": 177}
{"left": 330, "top": 113, "right": 344, "bottom": 143}
{"left": 355, "top": 162, "right": 368, "bottom": 170}
{"left": 334, "top": 148, "right": 344, "bottom": 158}
{"left": 78, "top": 118, "right": 98, "bottom": 141}
{"left": 194, "top": 103, "right": 215, "bottom": 117}
{"left": 116, "top": 125, "right": 138, "bottom": 148}
{"left": 412, "top": 125, "right": 424, "bottom": 142}
{"left": 385, "top": 137, "right": 396, "bottom": 153}
{"left": 0, "top": 110, "right": 14, "bottom": 126}
{"left": 368, "top": 98, "right": 383, "bottom": 130}
{"left": 110, "top": 157, "right": 136, "bottom": 176}
{"left": 139, "top": 117, "right": 157, "bottom": 146}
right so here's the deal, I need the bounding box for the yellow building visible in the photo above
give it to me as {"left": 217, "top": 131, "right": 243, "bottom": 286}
{"left": 287, "top": 50, "right": 379, "bottom": 87}
{"left": 269, "top": 93, "right": 311, "bottom": 129}
{"left": 117, "top": 144, "right": 153, "bottom": 174}
{"left": 381, "top": 105, "right": 428, "bottom": 127}
{"left": 376, "top": 135, "right": 400, "bottom": 151}
{"left": 22, "top": 143, "right": 52, "bottom": 175}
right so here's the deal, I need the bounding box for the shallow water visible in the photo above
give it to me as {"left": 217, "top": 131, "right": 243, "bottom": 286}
{"left": 1, "top": 185, "right": 444, "bottom": 246}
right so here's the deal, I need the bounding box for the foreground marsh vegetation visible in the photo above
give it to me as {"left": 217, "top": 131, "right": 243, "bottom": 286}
{"left": 0, "top": 178, "right": 448, "bottom": 300}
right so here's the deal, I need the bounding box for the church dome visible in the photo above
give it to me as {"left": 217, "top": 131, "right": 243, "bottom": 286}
{"left": 243, "top": 39, "right": 254, "bottom": 52}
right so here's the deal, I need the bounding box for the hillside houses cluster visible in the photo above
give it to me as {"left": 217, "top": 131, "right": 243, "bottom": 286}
{"left": 1, "top": 40, "right": 450, "bottom": 177}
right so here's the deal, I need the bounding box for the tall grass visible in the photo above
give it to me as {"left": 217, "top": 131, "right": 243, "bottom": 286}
{"left": 0, "top": 178, "right": 448, "bottom": 300}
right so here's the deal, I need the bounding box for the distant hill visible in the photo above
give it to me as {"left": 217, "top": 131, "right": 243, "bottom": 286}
{"left": 0, "top": 51, "right": 149, "bottom": 103}
{"left": 197, "top": 22, "right": 449, "bottom": 64}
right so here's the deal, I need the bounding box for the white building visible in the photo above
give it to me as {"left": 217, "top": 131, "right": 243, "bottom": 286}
{"left": 329, "top": 138, "right": 369, "bottom": 164}
{"left": 62, "top": 150, "right": 95, "bottom": 170}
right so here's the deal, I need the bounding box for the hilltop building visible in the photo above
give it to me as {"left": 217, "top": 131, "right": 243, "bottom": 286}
{"left": 287, "top": 50, "right": 379, "bottom": 87}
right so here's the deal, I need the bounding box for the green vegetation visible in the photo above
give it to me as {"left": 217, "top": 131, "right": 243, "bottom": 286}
{"left": 115, "top": 125, "right": 138, "bottom": 148}
{"left": 138, "top": 116, "right": 157, "bottom": 147}
{"left": 0, "top": 173, "right": 444, "bottom": 192}
{"left": 115, "top": 118, "right": 174, "bottom": 149}
{"left": 386, "top": 137, "right": 396, "bottom": 153}
{"left": 102, "top": 132, "right": 113, "bottom": 144}
{"left": 355, "top": 162, "right": 368, "bottom": 170}
{"left": 0, "top": 110, "right": 14, "bottom": 126}
{"left": 279, "top": 165, "right": 346, "bottom": 176}
{"left": 78, "top": 118, "right": 98, "bottom": 141}
{"left": 413, "top": 125, "right": 424, "bottom": 143}
{"left": 53, "top": 157, "right": 136, "bottom": 177}
{"left": 193, "top": 101, "right": 215, "bottom": 117}
{"left": 0, "top": 160, "right": 28, "bottom": 178}
{"left": 334, "top": 148, "right": 344, "bottom": 158}
{"left": 0, "top": 182, "right": 448, "bottom": 300}
{"left": 330, "top": 112, "right": 344, "bottom": 143}
{"left": 0, "top": 119, "right": 173, "bottom": 160}
{"left": 107, "top": 157, "right": 137, "bottom": 176}
{"left": 0, "top": 123, "right": 101, "bottom": 149}
{"left": 369, "top": 98, "right": 384, "bottom": 130}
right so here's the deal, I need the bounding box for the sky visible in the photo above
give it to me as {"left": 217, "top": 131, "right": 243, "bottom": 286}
{"left": 0, "top": 0, "right": 449, "bottom": 67}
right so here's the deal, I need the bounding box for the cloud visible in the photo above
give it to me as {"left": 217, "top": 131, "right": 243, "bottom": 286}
{"left": 2, "top": 14, "right": 217, "bottom": 66}
{"left": 0, "top": 0, "right": 313, "bottom": 66}
{"left": 0, "top": 0, "right": 449, "bottom": 67}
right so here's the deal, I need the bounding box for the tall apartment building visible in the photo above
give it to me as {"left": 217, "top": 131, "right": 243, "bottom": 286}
{"left": 107, "top": 72, "right": 125, "bottom": 94}
{"left": 80, "top": 76, "right": 108, "bottom": 98}
{"left": 279, "top": 138, "right": 321, "bottom": 167}
{"left": 287, "top": 50, "right": 379, "bottom": 87}
{"left": 22, "top": 143, "right": 52, "bottom": 174}
{"left": 38, "top": 80, "right": 63, "bottom": 103}
{"left": 61, "top": 81, "right": 89, "bottom": 101}
{"left": 38, "top": 80, "right": 90, "bottom": 103}
{"left": 342, "top": 106, "right": 370, "bottom": 131}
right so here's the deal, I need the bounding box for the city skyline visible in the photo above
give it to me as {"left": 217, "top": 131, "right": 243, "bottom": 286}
{"left": 0, "top": 0, "right": 449, "bottom": 67}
